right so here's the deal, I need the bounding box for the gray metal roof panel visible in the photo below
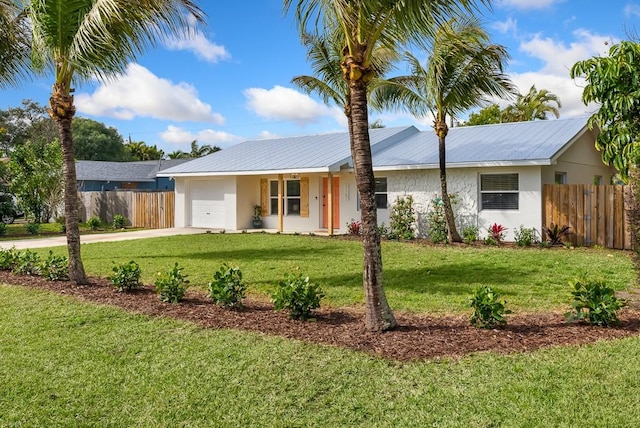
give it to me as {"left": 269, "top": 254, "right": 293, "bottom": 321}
{"left": 159, "top": 126, "right": 420, "bottom": 175}
{"left": 373, "top": 116, "right": 590, "bottom": 167}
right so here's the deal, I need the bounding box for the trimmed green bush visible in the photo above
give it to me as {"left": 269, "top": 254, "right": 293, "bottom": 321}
{"left": 272, "top": 274, "right": 324, "bottom": 320}
{"left": 112, "top": 214, "right": 127, "bottom": 229}
{"left": 208, "top": 263, "right": 246, "bottom": 308}
{"left": 389, "top": 196, "right": 415, "bottom": 240}
{"left": 25, "top": 222, "right": 40, "bottom": 235}
{"left": 109, "top": 261, "right": 142, "bottom": 292}
{"left": 13, "top": 250, "right": 41, "bottom": 276}
{"left": 155, "top": 263, "right": 189, "bottom": 303}
{"left": 565, "top": 277, "right": 625, "bottom": 326}
{"left": 469, "top": 286, "right": 511, "bottom": 328}
{"left": 86, "top": 216, "right": 102, "bottom": 231}
{"left": 40, "top": 251, "right": 69, "bottom": 281}
{"left": 0, "top": 248, "right": 18, "bottom": 271}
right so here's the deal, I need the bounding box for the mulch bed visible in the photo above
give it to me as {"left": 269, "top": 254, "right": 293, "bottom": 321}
{"left": 4, "top": 270, "right": 640, "bottom": 362}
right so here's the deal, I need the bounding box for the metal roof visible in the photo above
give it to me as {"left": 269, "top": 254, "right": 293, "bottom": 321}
{"left": 372, "top": 116, "right": 591, "bottom": 168}
{"left": 76, "top": 159, "right": 191, "bottom": 182}
{"left": 158, "top": 127, "right": 420, "bottom": 176}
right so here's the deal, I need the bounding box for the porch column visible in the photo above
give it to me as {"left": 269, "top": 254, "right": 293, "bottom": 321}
{"left": 278, "top": 174, "right": 284, "bottom": 232}
{"left": 328, "top": 172, "right": 334, "bottom": 235}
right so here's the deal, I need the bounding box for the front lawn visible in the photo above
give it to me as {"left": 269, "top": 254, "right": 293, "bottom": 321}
{"left": 39, "top": 233, "right": 634, "bottom": 314}
{"left": 1, "top": 285, "right": 640, "bottom": 427}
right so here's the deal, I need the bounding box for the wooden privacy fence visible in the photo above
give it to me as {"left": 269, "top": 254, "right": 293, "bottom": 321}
{"left": 78, "top": 191, "right": 175, "bottom": 229}
{"left": 543, "top": 184, "right": 631, "bottom": 250}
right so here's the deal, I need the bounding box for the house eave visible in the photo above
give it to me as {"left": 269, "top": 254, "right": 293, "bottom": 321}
{"left": 158, "top": 166, "right": 335, "bottom": 178}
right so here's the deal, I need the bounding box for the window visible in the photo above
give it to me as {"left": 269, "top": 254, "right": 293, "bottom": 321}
{"left": 358, "top": 177, "right": 388, "bottom": 210}
{"left": 480, "top": 173, "right": 519, "bottom": 210}
{"left": 593, "top": 175, "right": 602, "bottom": 185}
{"left": 269, "top": 179, "right": 301, "bottom": 215}
{"left": 555, "top": 172, "right": 567, "bottom": 184}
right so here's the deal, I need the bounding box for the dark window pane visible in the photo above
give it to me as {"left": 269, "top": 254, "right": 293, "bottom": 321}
{"left": 375, "top": 194, "right": 388, "bottom": 209}
{"left": 287, "top": 180, "right": 300, "bottom": 197}
{"left": 481, "top": 193, "right": 519, "bottom": 210}
{"left": 270, "top": 181, "right": 278, "bottom": 196}
{"left": 270, "top": 198, "right": 279, "bottom": 215}
{"left": 481, "top": 174, "right": 518, "bottom": 191}
{"left": 287, "top": 198, "right": 300, "bottom": 214}
{"left": 375, "top": 177, "right": 387, "bottom": 193}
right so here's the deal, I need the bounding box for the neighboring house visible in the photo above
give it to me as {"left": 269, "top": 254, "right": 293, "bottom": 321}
{"left": 158, "top": 116, "right": 614, "bottom": 240}
{"left": 76, "top": 159, "right": 190, "bottom": 191}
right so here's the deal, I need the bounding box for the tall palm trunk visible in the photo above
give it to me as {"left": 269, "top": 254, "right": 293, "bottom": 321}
{"left": 50, "top": 84, "right": 88, "bottom": 284}
{"left": 435, "top": 120, "right": 462, "bottom": 243}
{"left": 349, "top": 77, "right": 397, "bottom": 332}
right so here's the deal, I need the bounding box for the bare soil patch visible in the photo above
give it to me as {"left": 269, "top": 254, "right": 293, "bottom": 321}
{"left": 5, "top": 271, "right": 640, "bottom": 362}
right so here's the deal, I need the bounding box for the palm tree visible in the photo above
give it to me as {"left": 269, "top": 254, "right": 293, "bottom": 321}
{"left": 284, "top": 0, "right": 488, "bottom": 331}
{"left": 371, "top": 17, "right": 515, "bottom": 243}
{"left": 0, "top": 0, "right": 30, "bottom": 88}
{"left": 190, "top": 140, "right": 220, "bottom": 157}
{"left": 8, "top": 1, "right": 204, "bottom": 283}
{"left": 167, "top": 150, "right": 189, "bottom": 160}
{"left": 501, "top": 85, "right": 561, "bottom": 122}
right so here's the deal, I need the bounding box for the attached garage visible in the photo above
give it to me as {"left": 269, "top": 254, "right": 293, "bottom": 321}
{"left": 190, "top": 180, "right": 225, "bottom": 228}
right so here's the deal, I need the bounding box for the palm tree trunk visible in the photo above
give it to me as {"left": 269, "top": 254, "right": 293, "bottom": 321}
{"left": 50, "top": 87, "right": 88, "bottom": 284}
{"left": 435, "top": 121, "right": 462, "bottom": 243}
{"left": 349, "top": 78, "right": 397, "bottom": 332}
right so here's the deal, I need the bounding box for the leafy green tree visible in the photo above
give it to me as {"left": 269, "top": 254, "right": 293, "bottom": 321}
{"left": 8, "top": 139, "right": 63, "bottom": 223}
{"left": 72, "top": 118, "right": 127, "bottom": 161}
{"left": 167, "top": 150, "right": 189, "bottom": 159}
{"left": 285, "top": 0, "right": 488, "bottom": 331}
{"left": 465, "top": 103, "right": 502, "bottom": 125}
{"left": 372, "top": 16, "right": 514, "bottom": 243}
{"left": 501, "top": 85, "right": 561, "bottom": 122}
{"left": 125, "top": 141, "right": 165, "bottom": 161}
{"left": 0, "top": 100, "right": 57, "bottom": 154}
{"left": 570, "top": 40, "right": 640, "bottom": 178}
{"left": 1, "top": 0, "right": 204, "bottom": 284}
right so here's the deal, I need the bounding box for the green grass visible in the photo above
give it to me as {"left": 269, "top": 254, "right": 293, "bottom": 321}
{"left": 0, "top": 221, "right": 143, "bottom": 240}
{"left": 1, "top": 285, "right": 640, "bottom": 427}
{"left": 37, "top": 234, "right": 634, "bottom": 314}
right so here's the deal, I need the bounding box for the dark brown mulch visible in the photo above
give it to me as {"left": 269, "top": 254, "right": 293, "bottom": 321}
{"left": 4, "top": 270, "right": 640, "bottom": 362}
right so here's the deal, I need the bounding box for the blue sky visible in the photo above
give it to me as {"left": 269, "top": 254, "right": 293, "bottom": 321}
{"left": 1, "top": 0, "right": 639, "bottom": 154}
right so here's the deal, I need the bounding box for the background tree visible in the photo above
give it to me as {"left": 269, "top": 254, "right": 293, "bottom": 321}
{"left": 190, "top": 140, "right": 220, "bottom": 157}
{"left": 167, "top": 150, "right": 189, "bottom": 159}
{"left": 4, "top": 0, "right": 204, "bottom": 284}
{"left": 72, "top": 118, "right": 128, "bottom": 161}
{"left": 0, "top": 100, "right": 57, "bottom": 154}
{"left": 500, "top": 85, "right": 561, "bottom": 122}
{"left": 0, "top": 0, "right": 30, "bottom": 88}
{"left": 464, "top": 103, "right": 502, "bottom": 125}
{"left": 371, "top": 16, "right": 514, "bottom": 243}
{"left": 125, "top": 140, "right": 165, "bottom": 161}
{"left": 285, "top": 0, "right": 488, "bottom": 331}
{"left": 8, "top": 139, "right": 63, "bottom": 223}
{"left": 570, "top": 40, "right": 640, "bottom": 179}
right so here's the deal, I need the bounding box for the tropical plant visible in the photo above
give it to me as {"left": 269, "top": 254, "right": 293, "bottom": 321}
{"left": 487, "top": 223, "right": 507, "bottom": 244}
{"left": 208, "top": 263, "right": 246, "bottom": 309}
{"left": 190, "top": 140, "right": 220, "bottom": 158}
{"left": 13, "top": 249, "right": 40, "bottom": 276}
{"left": 462, "top": 225, "right": 479, "bottom": 244}
{"left": 565, "top": 276, "right": 625, "bottom": 326}
{"left": 109, "top": 261, "right": 142, "bottom": 292}
{"left": 389, "top": 196, "right": 415, "bottom": 240}
{"left": 514, "top": 225, "right": 535, "bottom": 247}
{"left": 500, "top": 85, "right": 561, "bottom": 122}
{"left": 571, "top": 41, "right": 640, "bottom": 179}
{"left": 167, "top": 150, "right": 189, "bottom": 160}
{"left": 155, "top": 263, "right": 190, "bottom": 303}
{"left": 0, "top": 1, "right": 30, "bottom": 89}
{"left": 2, "top": 0, "right": 204, "bottom": 284}
{"left": 469, "top": 285, "right": 511, "bottom": 328}
{"left": 285, "top": 0, "right": 488, "bottom": 331}
{"left": 544, "top": 223, "right": 570, "bottom": 246}
{"left": 0, "top": 247, "right": 18, "bottom": 271}
{"left": 112, "top": 214, "right": 127, "bottom": 229}
{"left": 40, "top": 251, "right": 69, "bottom": 281}
{"left": 272, "top": 273, "right": 324, "bottom": 320}
{"left": 346, "top": 219, "right": 361, "bottom": 236}
{"left": 371, "top": 16, "right": 515, "bottom": 243}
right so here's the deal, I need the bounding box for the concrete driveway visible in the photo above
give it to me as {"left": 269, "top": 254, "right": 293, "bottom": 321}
{"left": 0, "top": 227, "right": 206, "bottom": 250}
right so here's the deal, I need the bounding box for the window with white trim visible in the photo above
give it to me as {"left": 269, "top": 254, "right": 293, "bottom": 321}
{"left": 357, "top": 177, "right": 388, "bottom": 210}
{"left": 480, "top": 173, "right": 519, "bottom": 210}
{"left": 269, "top": 179, "right": 301, "bottom": 215}
{"left": 555, "top": 172, "right": 567, "bottom": 184}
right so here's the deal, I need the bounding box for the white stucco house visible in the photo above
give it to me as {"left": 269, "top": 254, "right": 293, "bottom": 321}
{"left": 158, "top": 116, "right": 614, "bottom": 240}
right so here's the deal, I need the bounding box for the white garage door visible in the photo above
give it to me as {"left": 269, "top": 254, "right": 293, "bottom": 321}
{"left": 190, "top": 180, "right": 225, "bottom": 228}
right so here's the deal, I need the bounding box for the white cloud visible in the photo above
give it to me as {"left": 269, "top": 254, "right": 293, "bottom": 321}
{"left": 492, "top": 17, "right": 518, "bottom": 35}
{"left": 244, "top": 85, "right": 344, "bottom": 126}
{"left": 625, "top": 3, "right": 640, "bottom": 17}
{"left": 76, "top": 63, "right": 224, "bottom": 123}
{"left": 165, "top": 32, "right": 230, "bottom": 63}
{"left": 159, "top": 125, "right": 242, "bottom": 147}
{"left": 257, "top": 131, "right": 280, "bottom": 140}
{"left": 497, "top": 0, "right": 564, "bottom": 9}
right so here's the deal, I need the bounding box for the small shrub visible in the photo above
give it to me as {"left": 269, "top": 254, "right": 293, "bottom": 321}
{"left": 40, "top": 251, "right": 69, "bottom": 281}
{"left": 483, "top": 236, "right": 497, "bottom": 246}
{"left": 0, "top": 248, "right": 18, "bottom": 271}
{"left": 390, "top": 196, "right": 415, "bottom": 240}
{"left": 25, "top": 222, "right": 40, "bottom": 235}
{"left": 377, "top": 222, "right": 389, "bottom": 238}
{"left": 112, "top": 214, "right": 127, "bottom": 229}
{"left": 514, "top": 225, "right": 535, "bottom": 247}
{"left": 462, "top": 225, "right": 479, "bottom": 244}
{"left": 208, "top": 263, "right": 246, "bottom": 308}
{"left": 155, "top": 263, "right": 189, "bottom": 303}
{"left": 427, "top": 196, "right": 448, "bottom": 243}
{"left": 565, "top": 277, "right": 625, "bottom": 326}
{"left": 488, "top": 223, "right": 508, "bottom": 244}
{"left": 56, "top": 216, "right": 66, "bottom": 233}
{"left": 109, "top": 260, "right": 142, "bottom": 292}
{"left": 545, "top": 223, "right": 570, "bottom": 246}
{"left": 272, "top": 274, "right": 324, "bottom": 320}
{"left": 86, "top": 216, "right": 102, "bottom": 231}
{"left": 346, "top": 219, "right": 361, "bottom": 235}
{"left": 0, "top": 222, "right": 7, "bottom": 236}
{"left": 13, "top": 250, "right": 40, "bottom": 276}
{"left": 469, "top": 286, "right": 511, "bottom": 328}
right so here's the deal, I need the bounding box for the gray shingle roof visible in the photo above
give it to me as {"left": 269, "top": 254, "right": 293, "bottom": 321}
{"left": 372, "top": 116, "right": 590, "bottom": 168}
{"left": 77, "top": 159, "right": 191, "bottom": 182}
{"left": 158, "top": 117, "right": 591, "bottom": 176}
{"left": 158, "top": 127, "right": 420, "bottom": 176}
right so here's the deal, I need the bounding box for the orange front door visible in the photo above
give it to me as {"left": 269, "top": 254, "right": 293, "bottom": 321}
{"left": 322, "top": 177, "right": 340, "bottom": 229}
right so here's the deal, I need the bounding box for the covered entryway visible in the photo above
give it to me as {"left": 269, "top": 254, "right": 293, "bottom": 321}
{"left": 190, "top": 180, "right": 225, "bottom": 228}
{"left": 322, "top": 176, "right": 340, "bottom": 230}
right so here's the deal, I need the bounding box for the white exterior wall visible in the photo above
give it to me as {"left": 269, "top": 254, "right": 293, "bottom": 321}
{"left": 172, "top": 177, "right": 238, "bottom": 230}
{"left": 174, "top": 178, "right": 187, "bottom": 227}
